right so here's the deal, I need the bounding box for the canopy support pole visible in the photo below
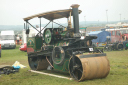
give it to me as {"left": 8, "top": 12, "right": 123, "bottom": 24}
{"left": 40, "top": 18, "right": 41, "bottom": 36}
{"left": 53, "top": 21, "right": 66, "bottom": 28}
{"left": 27, "top": 21, "right": 43, "bottom": 35}
{"left": 37, "top": 21, "right": 51, "bottom": 35}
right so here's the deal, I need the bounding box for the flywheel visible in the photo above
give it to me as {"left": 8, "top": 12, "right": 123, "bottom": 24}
{"left": 44, "top": 29, "right": 52, "bottom": 44}
{"left": 52, "top": 46, "right": 65, "bottom": 65}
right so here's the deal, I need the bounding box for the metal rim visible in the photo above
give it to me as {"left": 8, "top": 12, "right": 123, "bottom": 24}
{"left": 28, "top": 56, "right": 38, "bottom": 70}
{"left": 44, "top": 29, "right": 52, "bottom": 44}
{"left": 52, "top": 46, "right": 65, "bottom": 65}
{"left": 69, "top": 56, "right": 83, "bottom": 81}
{"left": 104, "top": 45, "right": 112, "bottom": 51}
{"left": 117, "top": 43, "right": 123, "bottom": 50}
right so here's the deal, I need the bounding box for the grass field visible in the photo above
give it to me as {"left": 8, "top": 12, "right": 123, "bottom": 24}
{"left": 0, "top": 45, "right": 128, "bottom": 85}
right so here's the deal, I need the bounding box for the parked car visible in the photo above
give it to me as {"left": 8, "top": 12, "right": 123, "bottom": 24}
{"left": 19, "top": 43, "right": 27, "bottom": 52}
{"left": 0, "top": 44, "right": 1, "bottom": 58}
{"left": 1, "top": 30, "right": 16, "bottom": 49}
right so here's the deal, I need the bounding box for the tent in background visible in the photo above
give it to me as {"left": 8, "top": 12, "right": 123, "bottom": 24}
{"left": 88, "top": 31, "right": 111, "bottom": 46}
{"left": 88, "top": 31, "right": 111, "bottom": 43}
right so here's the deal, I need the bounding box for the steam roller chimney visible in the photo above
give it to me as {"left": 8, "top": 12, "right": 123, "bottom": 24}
{"left": 71, "top": 4, "right": 80, "bottom": 33}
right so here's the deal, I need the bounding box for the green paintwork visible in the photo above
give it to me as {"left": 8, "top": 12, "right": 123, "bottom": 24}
{"left": 53, "top": 39, "right": 70, "bottom": 72}
{"left": 53, "top": 58, "right": 69, "bottom": 72}
{"left": 61, "top": 31, "right": 67, "bottom": 38}
{"left": 53, "top": 49, "right": 71, "bottom": 72}
{"left": 27, "top": 38, "right": 35, "bottom": 48}
{"left": 27, "top": 37, "right": 43, "bottom": 51}
{"left": 26, "top": 28, "right": 72, "bottom": 72}
{"left": 35, "top": 37, "right": 43, "bottom": 51}
{"left": 126, "top": 43, "right": 128, "bottom": 47}
{"left": 44, "top": 29, "right": 52, "bottom": 44}
{"left": 27, "top": 37, "right": 34, "bottom": 51}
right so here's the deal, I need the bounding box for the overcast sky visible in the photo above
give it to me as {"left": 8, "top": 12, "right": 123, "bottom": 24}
{"left": 0, "top": 0, "right": 128, "bottom": 25}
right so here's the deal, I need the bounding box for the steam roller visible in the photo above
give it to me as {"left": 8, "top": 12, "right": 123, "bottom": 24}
{"left": 23, "top": 4, "right": 110, "bottom": 81}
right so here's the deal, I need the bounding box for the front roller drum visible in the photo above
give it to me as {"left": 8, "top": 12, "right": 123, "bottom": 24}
{"left": 69, "top": 54, "right": 110, "bottom": 81}
{"left": 28, "top": 56, "right": 49, "bottom": 70}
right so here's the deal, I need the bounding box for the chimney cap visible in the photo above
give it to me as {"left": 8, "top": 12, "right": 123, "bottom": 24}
{"left": 71, "top": 4, "right": 80, "bottom": 8}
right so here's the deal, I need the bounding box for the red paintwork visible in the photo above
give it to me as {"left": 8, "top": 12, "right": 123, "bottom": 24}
{"left": 0, "top": 44, "right": 1, "bottom": 49}
{"left": 124, "top": 34, "right": 128, "bottom": 40}
{"left": 19, "top": 43, "right": 27, "bottom": 52}
{"left": 109, "top": 30, "right": 128, "bottom": 43}
{"left": 110, "top": 31, "right": 122, "bottom": 43}
{"left": 27, "top": 48, "right": 34, "bottom": 53}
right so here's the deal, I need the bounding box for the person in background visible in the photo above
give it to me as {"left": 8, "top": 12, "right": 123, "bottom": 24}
{"left": 122, "top": 34, "right": 127, "bottom": 48}
{"left": 17, "top": 35, "right": 20, "bottom": 45}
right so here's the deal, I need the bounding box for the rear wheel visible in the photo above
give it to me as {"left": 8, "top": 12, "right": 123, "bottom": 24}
{"left": 117, "top": 43, "right": 123, "bottom": 50}
{"left": 28, "top": 55, "right": 49, "bottom": 70}
{"left": 104, "top": 45, "right": 111, "bottom": 51}
{"left": 28, "top": 56, "right": 38, "bottom": 70}
{"left": 108, "top": 46, "right": 112, "bottom": 51}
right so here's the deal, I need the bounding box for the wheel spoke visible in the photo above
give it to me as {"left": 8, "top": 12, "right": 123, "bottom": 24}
{"left": 71, "top": 70, "right": 78, "bottom": 80}
{"left": 69, "top": 56, "right": 83, "bottom": 81}
{"left": 78, "top": 69, "right": 83, "bottom": 73}
{"left": 77, "top": 65, "right": 82, "bottom": 69}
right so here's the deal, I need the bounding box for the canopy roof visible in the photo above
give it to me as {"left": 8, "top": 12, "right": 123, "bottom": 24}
{"left": 23, "top": 9, "right": 82, "bottom": 21}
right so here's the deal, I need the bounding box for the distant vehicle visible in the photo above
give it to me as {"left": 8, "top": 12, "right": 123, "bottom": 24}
{"left": 19, "top": 43, "right": 27, "bottom": 51}
{"left": 0, "top": 36, "right": 1, "bottom": 57}
{"left": 123, "top": 33, "right": 128, "bottom": 50}
{"left": 0, "top": 44, "right": 1, "bottom": 58}
{"left": 101, "top": 23, "right": 128, "bottom": 50}
{"left": 101, "top": 22, "right": 128, "bottom": 43}
{"left": 0, "top": 30, "right": 16, "bottom": 49}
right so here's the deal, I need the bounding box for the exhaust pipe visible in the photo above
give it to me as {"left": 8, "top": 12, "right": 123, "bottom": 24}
{"left": 71, "top": 4, "right": 80, "bottom": 33}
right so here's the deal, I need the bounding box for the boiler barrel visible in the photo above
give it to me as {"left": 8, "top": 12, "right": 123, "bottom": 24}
{"left": 69, "top": 53, "right": 110, "bottom": 81}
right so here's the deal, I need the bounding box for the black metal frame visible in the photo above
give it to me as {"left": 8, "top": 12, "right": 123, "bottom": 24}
{"left": 24, "top": 18, "right": 67, "bottom": 36}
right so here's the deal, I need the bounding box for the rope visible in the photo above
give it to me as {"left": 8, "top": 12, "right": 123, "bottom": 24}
{"left": 46, "top": 56, "right": 54, "bottom": 68}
